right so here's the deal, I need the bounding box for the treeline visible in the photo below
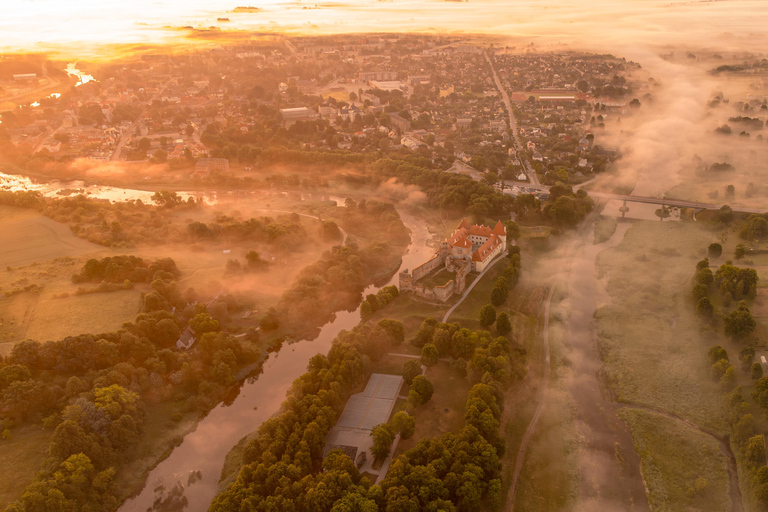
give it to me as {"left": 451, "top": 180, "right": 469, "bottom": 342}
{"left": 0, "top": 190, "right": 192, "bottom": 248}
{"left": 703, "top": 344, "right": 768, "bottom": 510}
{"left": 360, "top": 285, "right": 400, "bottom": 321}
{"left": 276, "top": 243, "right": 401, "bottom": 337}
{"left": 368, "top": 159, "right": 513, "bottom": 218}
{"left": 71, "top": 255, "right": 180, "bottom": 284}
{"left": 339, "top": 198, "right": 410, "bottom": 247}
{"left": 213, "top": 317, "right": 524, "bottom": 512}
{"left": 491, "top": 246, "right": 522, "bottom": 307}
{"left": 693, "top": 246, "right": 765, "bottom": 508}
{"left": 210, "top": 323, "right": 395, "bottom": 512}
{"left": 1, "top": 257, "right": 264, "bottom": 511}
{"left": 187, "top": 212, "right": 308, "bottom": 251}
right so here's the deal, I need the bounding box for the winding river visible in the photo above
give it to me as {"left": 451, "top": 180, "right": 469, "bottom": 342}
{"left": 118, "top": 210, "right": 429, "bottom": 512}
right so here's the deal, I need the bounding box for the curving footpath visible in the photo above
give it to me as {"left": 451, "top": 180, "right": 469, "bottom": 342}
{"left": 505, "top": 284, "right": 555, "bottom": 512}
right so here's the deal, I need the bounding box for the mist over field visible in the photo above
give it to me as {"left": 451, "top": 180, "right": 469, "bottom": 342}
{"left": 5, "top": 1, "right": 768, "bottom": 512}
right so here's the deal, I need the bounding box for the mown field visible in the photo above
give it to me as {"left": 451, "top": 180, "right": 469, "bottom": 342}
{"left": 0, "top": 205, "right": 101, "bottom": 268}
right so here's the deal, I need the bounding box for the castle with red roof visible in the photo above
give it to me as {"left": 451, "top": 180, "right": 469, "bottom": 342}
{"left": 399, "top": 219, "right": 507, "bottom": 302}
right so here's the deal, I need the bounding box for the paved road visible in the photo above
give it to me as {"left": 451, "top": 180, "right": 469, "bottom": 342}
{"left": 485, "top": 51, "right": 539, "bottom": 187}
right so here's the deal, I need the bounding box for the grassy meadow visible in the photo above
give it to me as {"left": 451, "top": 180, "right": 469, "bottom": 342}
{"left": 595, "top": 220, "right": 729, "bottom": 432}
{"left": 617, "top": 408, "right": 731, "bottom": 512}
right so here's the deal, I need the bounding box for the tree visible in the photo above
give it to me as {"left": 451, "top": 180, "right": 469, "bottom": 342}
{"left": 724, "top": 301, "right": 756, "bottom": 340}
{"left": 259, "top": 307, "right": 280, "bottom": 331}
{"left": 479, "top": 304, "right": 497, "bottom": 327}
{"left": 740, "top": 347, "right": 755, "bottom": 371}
{"left": 735, "top": 244, "right": 747, "bottom": 260}
{"left": 746, "top": 435, "right": 767, "bottom": 469}
{"left": 370, "top": 423, "right": 395, "bottom": 461}
{"left": 490, "top": 285, "right": 507, "bottom": 307}
{"left": 189, "top": 313, "right": 219, "bottom": 336}
{"left": 752, "top": 362, "right": 764, "bottom": 381}
{"left": 496, "top": 312, "right": 512, "bottom": 336}
{"left": 402, "top": 360, "right": 422, "bottom": 384}
{"left": 420, "top": 344, "right": 439, "bottom": 367}
{"left": 504, "top": 221, "right": 520, "bottom": 240}
{"left": 377, "top": 319, "right": 404, "bottom": 344}
{"left": 391, "top": 411, "right": 415, "bottom": 440}
{"left": 716, "top": 205, "right": 734, "bottom": 224}
{"left": 708, "top": 243, "right": 723, "bottom": 258}
{"left": 409, "top": 376, "right": 434, "bottom": 405}
{"left": 696, "top": 297, "right": 714, "bottom": 319}
{"left": 708, "top": 345, "right": 729, "bottom": 364}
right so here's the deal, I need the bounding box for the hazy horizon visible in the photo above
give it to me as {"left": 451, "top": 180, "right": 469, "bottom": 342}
{"left": 4, "top": 0, "right": 768, "bottom": 58}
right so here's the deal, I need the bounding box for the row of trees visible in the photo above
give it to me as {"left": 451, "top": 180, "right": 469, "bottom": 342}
{"left": 72, "top": 255, "right": 180, "bottom": 284}
{"left": 213, "top": 312, "right": 521, "bottom": 511}
{"left": 703, "top": 344, "right": 768, "bottom": 509}
{"left": 491, "top": 246, "right": 522, "bottom": 307}
{"left": 276, "top": 243, "right": 400, "bottom": 337}
{"left": 360, "top": 286, "right": 400, "bottom": 321}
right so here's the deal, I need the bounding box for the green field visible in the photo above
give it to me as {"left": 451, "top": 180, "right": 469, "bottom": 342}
{"left": 618, "top": 408, "right": 731, "bottom": 512}
{"left": 595, "top": 220, "right": 729, "bottom": 432}
{"left": 25, "top": 288, "right": 142, "bottom": 342}
{"left": 393, "top": 361, "right": 471, "bottom": 456}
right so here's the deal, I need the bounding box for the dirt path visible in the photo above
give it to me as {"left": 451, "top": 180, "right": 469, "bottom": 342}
{"left": 504, "top": 284, "right": 555, "bottom": 511}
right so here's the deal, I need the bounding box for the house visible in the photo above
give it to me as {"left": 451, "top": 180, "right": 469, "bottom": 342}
{"left": 490, "top": 119, "right": 507, "bottom": 132}
{"left": 195, "top": 158, "right": 230, "bottom": 175}
{"left": 457, "top": 116, "right": 472, "bottom": 129}
{"left": 279, "top": 107, "right": 319, "bottom": 127}
{"left": 389, "top": 113, "right": 411, "bottom": 132}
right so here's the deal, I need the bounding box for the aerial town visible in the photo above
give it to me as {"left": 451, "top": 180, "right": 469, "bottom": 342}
{"left": 0, "top": 34, "right": 637, "bottom": 195}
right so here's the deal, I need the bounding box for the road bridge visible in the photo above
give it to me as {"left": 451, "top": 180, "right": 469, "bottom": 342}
{"left": 588, "top": 192, "right": 767, "bottom": 214}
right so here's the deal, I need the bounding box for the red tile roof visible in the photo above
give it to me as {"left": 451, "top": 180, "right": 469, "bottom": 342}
{"left": 472, "top": 234, "right": 501, "bottom": 262}
{"left": 468, "top": 225, "right": 492, "bottom": 237}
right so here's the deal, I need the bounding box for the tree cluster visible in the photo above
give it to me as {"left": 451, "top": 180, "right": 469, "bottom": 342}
{"left": 71, "top": 256, "right": 180, "bottom": 284}
{"left": 360, "top": 286, "right": 400, "bottom": 321}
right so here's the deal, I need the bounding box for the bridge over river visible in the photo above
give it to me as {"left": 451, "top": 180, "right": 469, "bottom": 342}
{"left": 587, "top": 191, "right": 768, "bottom": 214}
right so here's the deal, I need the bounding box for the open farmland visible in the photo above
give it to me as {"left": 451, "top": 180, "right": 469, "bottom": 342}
{"left": 0, "top": 205, "right": 102, "bottom": 268}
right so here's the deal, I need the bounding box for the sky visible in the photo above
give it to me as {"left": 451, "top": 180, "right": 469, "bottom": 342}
{"left": 3, "top": 0, "right": 768, "bottom": 57}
